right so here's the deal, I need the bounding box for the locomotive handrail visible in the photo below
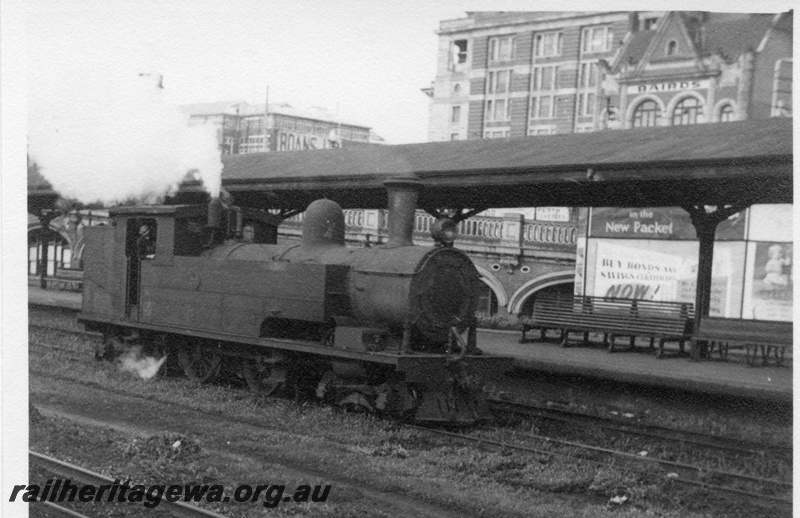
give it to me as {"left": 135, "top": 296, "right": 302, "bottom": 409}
{"left": 447, "top": 326, "right": 468, "bottom": 363}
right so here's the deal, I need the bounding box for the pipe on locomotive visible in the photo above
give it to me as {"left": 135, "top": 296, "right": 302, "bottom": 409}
{"left": 384, "top": 177, "right": 422, "bottom": 248}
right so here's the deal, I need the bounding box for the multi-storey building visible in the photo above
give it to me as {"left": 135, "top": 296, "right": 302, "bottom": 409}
{"left": 180, "top": 101, "right": 374, "bottom": 154}
{"left": 423, "top": 11, "right": 793, "bottom": 321}
{"left": 425, "top": 11, "right": 792, "bottom": 141}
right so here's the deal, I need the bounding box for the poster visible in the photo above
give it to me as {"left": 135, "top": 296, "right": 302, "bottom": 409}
{"left": 745, "top": 242, "right": 793, "bottom": 321}
{"left": 593, "top": 241, "right": 683, "bottom": 301}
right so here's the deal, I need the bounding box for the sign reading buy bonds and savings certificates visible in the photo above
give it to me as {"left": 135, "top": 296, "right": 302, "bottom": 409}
{"left": 580, "top": 206, "right": 791, "bottom": 321}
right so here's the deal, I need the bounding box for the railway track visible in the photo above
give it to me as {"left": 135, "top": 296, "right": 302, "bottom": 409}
{"left": 31, "top": 319, "right": 792, "bottom": 460}
{"left": 29, "top": 322, "right": 101, "bottom": 340}
{"left": 29, "top": 450, "right": 230, "bottom": 518}
{"left": 488, "top": 397, "right": 792, "bottom": 459}
{"left": 30, "top": 316, "right": 793, "bottom": 513}
{"left": 31, "top": 362, "right": 792, "bottom": 515}
{"left": 410, "top": 424, "right": 792, "bottom": 513}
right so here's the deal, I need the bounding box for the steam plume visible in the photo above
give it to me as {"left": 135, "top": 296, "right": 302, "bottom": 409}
{"left": 118, "top": 346, "right": 167, "bottom": 380}
{"left": 28, "top": 71, "right": 222, "bottom": 205}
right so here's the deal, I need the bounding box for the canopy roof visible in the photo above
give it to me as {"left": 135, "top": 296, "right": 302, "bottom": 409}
{"left": 212, "top": 118, "right": 792, "bottom": 211}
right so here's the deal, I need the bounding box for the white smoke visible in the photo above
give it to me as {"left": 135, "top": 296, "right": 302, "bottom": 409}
{"left": 28, "top": 70, "right": 222, "bottom": 204}
{"left": 118, "top": 346, "right": 167, "bottom": 380}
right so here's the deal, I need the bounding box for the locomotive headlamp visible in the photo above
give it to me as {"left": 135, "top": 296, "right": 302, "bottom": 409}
{"left": 431, "top": 218, "right": 457, "bottom": 247}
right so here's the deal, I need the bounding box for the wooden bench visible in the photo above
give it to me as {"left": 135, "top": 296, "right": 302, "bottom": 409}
{"left": 520, "top": 294, "right": 694, "bottom": 358}
{"left": 45, "top": 268, "right": 84, "bottom": 291}
{"left": 691, "top": 317, "right": 792, "bottom": 366}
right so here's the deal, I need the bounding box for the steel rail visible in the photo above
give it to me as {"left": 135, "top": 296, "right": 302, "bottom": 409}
{"left": 29, "top": 451, "right": 230, "bottom": 518}
{"left": 489, "top": 398, "right": 792, "bottom": 458}
{"left": 31, "top": 366, "right": 791, "bottom": 512}
{"left": 406, "top": 425, "right": 792, "bottom": 508}
{"left": 38, "top": 500, "right": 92, "bottom": 518}
{"left": 29, "top": 323, "right": 101, "bottom": 339}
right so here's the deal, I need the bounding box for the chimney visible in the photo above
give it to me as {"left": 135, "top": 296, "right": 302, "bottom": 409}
{"left": 207, "top": 197, "right": 223, "bottom": 230}
{"left": 384, "top": 177, "right": 422, "bottom": 247}
{"left": 628, "top": 12, "right": 640, "bottom": 33}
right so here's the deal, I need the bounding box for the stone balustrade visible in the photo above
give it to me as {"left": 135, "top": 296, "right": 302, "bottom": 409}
{"left": 280, "top": 209, "right": 577, "bottom": 257}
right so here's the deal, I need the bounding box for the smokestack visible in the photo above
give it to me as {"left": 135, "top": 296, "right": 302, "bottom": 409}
{"left": 384, "top": 177, "right": 422, "bottom": 247}
{"left": 207, "top": 197, "right": 223, "bottom": 230}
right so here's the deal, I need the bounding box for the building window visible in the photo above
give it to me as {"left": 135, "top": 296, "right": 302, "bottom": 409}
{"left": 452, "top": 40, "right": 468, "bottom": 65}
{"left": 576, "top": 62, "right": 598, "bottom": 119}
{"left": 771, "top": 58, "right": 792, "bottom": 117}
{"left": 484, "top": 129, "right": 509, "bottom": 139}
{"left": 485, "top": 99, "right": 509, "bottom": 122}
{"left": 534, "top": 31, "right": 563, "bottom": 58}
{"left": 453, "top": 83, "right": 461, "bottom": 94}
{"left": 528, "top": 126, "right": 556, "bottom": 136}
{"left": 578, "top": 93, "right": 595, "bottom": 116}
{"left": 579, "top": 62, "right": 598, "bottom": 88}
{"left": 451, "top": 105, "right": 461, "bottom": 123}
{"left": 530, "top": 96, "right": 555, "bottom": 120}
{"left": 531, "top": 65, "right": 558, "bottom": 91}
{"left": 666, "top": 40, "right": 678, "bottom": 56}
{"left": 632, "top": 99, "right": 661, "bottom": 127}
{"left": 489, "top": 36, "right": 514, "bottom": 62}
{"left": 581, "top": 26, "right": 613, "bottom": 53}
{"left": 451, "top": 133, "right": 460, "bottom": 141}
{"left": 672, "top": 97, "right": 704, "bottom": 125}
{"left": 487, "top": 70, "right": 512, "bottom": 94}
{"left": 718, "top": 104, "right": 735, "bottom": 122}
{"left": 644, "top": 17, "right": 659, "bottom": 30}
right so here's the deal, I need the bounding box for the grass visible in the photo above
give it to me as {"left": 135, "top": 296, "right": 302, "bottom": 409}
{"left": 29, "top": 339, "right": 786, "bottom": 518}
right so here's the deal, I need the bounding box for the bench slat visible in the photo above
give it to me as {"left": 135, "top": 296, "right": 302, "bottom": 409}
{"left": 520, "top": 294, "right": 693, "bottom": 357}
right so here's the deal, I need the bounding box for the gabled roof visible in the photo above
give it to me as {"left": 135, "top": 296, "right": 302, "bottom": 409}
{"left": 702, "top": 14, "right": 774, "bottom": 60}
{"left": 633, "top": 12, "right": 701, "bottom": 75}
{"left": 615, "top": 30, "right": 656, "bottom": 69}
{"left": 614, "top": 12, "right": 785, "bottom": 73}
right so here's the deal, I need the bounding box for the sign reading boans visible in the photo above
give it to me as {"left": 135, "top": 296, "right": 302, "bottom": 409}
{"left": 275, "top": 131, "right": 339, "bottom": 151}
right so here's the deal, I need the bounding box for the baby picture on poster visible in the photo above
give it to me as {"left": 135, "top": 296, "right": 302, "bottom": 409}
{"left": 750, "top": 242, "right": 792, "bottom": 321}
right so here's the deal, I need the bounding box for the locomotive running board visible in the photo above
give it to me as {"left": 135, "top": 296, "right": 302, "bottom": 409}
{"left": 77, "top": 312, "right": 514, "bottom": 373}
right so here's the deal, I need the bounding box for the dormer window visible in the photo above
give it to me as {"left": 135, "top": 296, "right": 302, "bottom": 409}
{"left": 644, "top": 17, "right": 659, "bottom": 30}
{"left": 666, "top": 40, "right": 678, "bottom": 56}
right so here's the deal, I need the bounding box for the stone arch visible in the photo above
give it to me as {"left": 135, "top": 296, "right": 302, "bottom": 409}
{"left": 27, "top": 215, "right": 88, "bottom": 268}
{"left": 507, "top": 270, "right": 574, "bottom": 315}
{"left": 626, "top": 94, "right": 667, "bottom": 127}
{"left": 474, "top": 265, "right": 509, "bottom": 308}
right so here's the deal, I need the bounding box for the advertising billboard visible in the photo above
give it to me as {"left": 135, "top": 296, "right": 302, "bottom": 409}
{"left": 275, "top": 130, "right": 339, "bottom": 151}
{"left": 742, "top": 242, "right": 793, "bottom": 321}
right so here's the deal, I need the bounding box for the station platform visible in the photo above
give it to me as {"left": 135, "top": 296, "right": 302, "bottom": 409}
{"left": 28, "top": 286, "right": 792, "bottom": 403}
{"left": 478, "top": 330, "right": 792, "bottom": 403}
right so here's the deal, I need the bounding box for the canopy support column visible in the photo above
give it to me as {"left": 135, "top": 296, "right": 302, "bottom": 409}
{"left": 683, "top": 204, "right": 747, "bottom": 319}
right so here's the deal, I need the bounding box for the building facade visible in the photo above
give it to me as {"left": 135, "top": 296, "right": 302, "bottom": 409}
{"left": 181, "top": 101, "right": 374, "bottom": 154}
{"left": 424, "top": 10, "right": 793, "bottom": 320}
{"left": 425, "top": 11, "right": 792, "bottom": 141}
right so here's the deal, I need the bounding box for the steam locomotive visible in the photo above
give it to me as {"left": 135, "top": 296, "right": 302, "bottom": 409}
{"left": 78, "top": 178, "right": 511, "bottom": 423}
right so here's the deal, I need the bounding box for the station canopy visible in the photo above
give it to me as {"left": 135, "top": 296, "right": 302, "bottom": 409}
{"left": 184, "top": 118, "right": 793, "bottom": 211}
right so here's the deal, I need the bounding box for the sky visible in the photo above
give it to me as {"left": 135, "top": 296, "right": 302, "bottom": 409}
{"left": 21, "top": 0, "right": 794, "bottom": 146}
{"left": 24, "top": 0, "right": 487, "bottom": 145}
